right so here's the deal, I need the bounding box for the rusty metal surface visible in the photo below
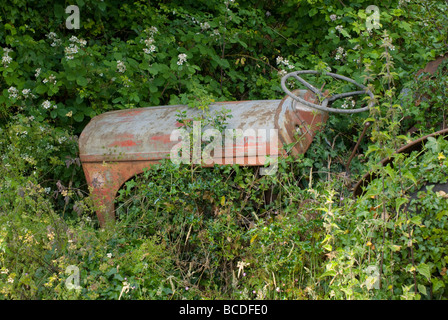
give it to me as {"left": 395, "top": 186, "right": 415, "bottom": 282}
{"left": 353, "top": 128, "right": 448, "bottom": 197}
{"left": 79, "top": 90, "right": 328, "bottom": 226}
{"left": 79, "top": 100, "right": 282, "bottom": 163}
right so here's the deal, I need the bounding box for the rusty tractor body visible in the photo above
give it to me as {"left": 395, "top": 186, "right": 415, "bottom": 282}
{"left": 79, "top": 70, "right": 374, "bottom": 226}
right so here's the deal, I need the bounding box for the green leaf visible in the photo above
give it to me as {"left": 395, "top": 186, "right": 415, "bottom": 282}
{"left": 436, "top": 210, "right": 448, "bottom": 220}
{"left": 57, "top": 108, "right": 68, "bottom": 117}
{"left": 410, "top": 215, "right": 422, "bottom": 226}
{"left": 35, "top": 85, "right": 47, "bottom": 94}
{"left": 84, "top": 107, "right": 97, "bottom": 118}
{"left": 106, "top": 267, "right": 117, "bottom": 277}
{"left": 432, "top": 278, "right": 445, "bottom": 293}
{"left": 403, "top": 171, "right": 417, "bottom": 186}
{"left": 76, "top": 76, "right": 88, "bottom": 87}
{"left": 416, "top": 263, "right": 431, "bottom": 281}
{"left": 73, "top": 112, "right": 84, "bottom": 122}
{"left": 417, "top": 284, "right": 427, "bottom": 296}
{"left": 395, "top": 197, "right": 408, "bottom": 212}
{"left": 320, "top": 270, "right": 337, "bottom": 278}
{"left": 114, "top": 273, "right": 124, "bottom": 281}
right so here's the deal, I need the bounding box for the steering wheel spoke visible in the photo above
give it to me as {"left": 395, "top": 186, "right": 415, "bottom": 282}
{"left": 281, "top": 70, "right": 374, "bottom": 114}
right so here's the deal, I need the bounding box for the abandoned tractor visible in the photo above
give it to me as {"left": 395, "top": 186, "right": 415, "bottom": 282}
{"left": 79, "top": 70, "right": 376, "bottom": 226}
{"left": 79, "top": 66, "right": 448, "bottom": 227}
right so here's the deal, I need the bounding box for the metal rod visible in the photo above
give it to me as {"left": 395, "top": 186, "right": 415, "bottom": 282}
{"left": 346, "top": 121, "right": 371, "bottom": 172}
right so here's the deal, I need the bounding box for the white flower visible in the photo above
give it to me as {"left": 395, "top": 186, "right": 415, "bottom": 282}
{"left": 143, "top": 45, "right": 156, "bottom": 54}
{"left": 8, "top": 87, "right": 18, "bottom": 99}
{"left": 177, "top": 53, "right": 187, "bottom": 66}
{"left": 335, "top": 25, "right": 344, "bottom": 32}
{"left": 35, "top": 68, "right": 41, "bottom": 78}
{"left": 149, "top": 26, "right": 158, "bottom": 35}
{"left": 144, "top": 37, "right": 154, "bottom": 46}
{"left": 107, "top": 253, "right": 112, "bottom": 258}
{"left": 335, "top": 47, "right": 347, "bottom": 61}
{"left": 330, "top": 14, "right": 337, "bottom": 21}
{"left": 65, "top": 44, "right": 79, "bottom": 55}
{"left": 69, "top": 36, "right": 86, "bottom": 47}
{"left": 200, "top": 22, "right": 210, "bottom": 31}
{"left": 2, "top": 54, "right": 12, "bottom": 67}
{"left": 2, "top": 48, "right": 13, "bottom": 67}
{"left": 116, "top": 60, "right": 126, "bottom": 73}
{"left": 46, "top": 32, "right": 61, "bottom": 47}
{"left": 22, "top": 89, "right": 31, "bottom": 97}
{"left": 276, "top": 56, "right": 294, "bottom": 71}
{"left": 48, "top": 74, "right": 57, "bottom": 84}
{"left": 278, "top": 70, "right": 287, "bottom": 77}
{"left": 42, "top": 100, "right": 52, "bottom": 109}
{"left": 64, "top": 44, "right": 79, "bottom": 60}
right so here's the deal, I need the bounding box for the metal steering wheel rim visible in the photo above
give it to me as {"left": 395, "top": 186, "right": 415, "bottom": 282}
{"left": 281, "top": 70, "right": 375, "bottom": 114}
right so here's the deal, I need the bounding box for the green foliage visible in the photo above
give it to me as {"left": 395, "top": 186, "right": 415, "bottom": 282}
{"left": 1, "top": 0, "right": 448, "bottom": 300}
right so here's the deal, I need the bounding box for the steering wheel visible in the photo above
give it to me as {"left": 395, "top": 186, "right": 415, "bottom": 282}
{"left": 281, "top": 70, "right": 375, "bottom": 114}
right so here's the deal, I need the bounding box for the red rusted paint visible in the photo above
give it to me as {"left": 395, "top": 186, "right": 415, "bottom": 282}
{"left": 82, "top": 160, "right": 157, "bottom": 226}
{"left": 108, "top": 139, "right": 140, "bottom": 148}
{"left": 151, "top": 134, "right": 172, "bottom": 144}
{"left": 118, "top": 109, "right": 145, "bottom": 117}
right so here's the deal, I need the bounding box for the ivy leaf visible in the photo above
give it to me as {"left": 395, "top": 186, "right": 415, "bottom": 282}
{"left": 410, "top": 215, "right": 422, "bottom": 226}
{"left": 436, "top": 210, "right": 448, "bottom": 220}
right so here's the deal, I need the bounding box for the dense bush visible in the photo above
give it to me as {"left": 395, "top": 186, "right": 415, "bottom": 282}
{"left": 1, "top": 0, "right": 448, "bottom": 300}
